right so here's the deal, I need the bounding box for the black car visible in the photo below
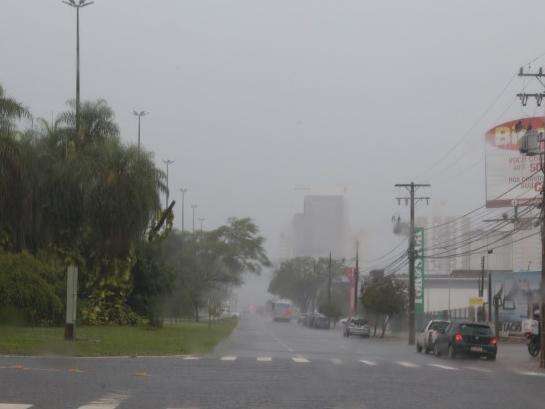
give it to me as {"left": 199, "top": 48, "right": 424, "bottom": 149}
{"left": 434, "top": 321, "right": 497, "bottom": 360}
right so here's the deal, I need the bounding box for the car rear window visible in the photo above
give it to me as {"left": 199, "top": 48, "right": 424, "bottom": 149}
{"left": 459, "top": 324, "right": 492, "bottom": 336}
{"left": 429, "top": 321, "right": 449, "bottom": 331}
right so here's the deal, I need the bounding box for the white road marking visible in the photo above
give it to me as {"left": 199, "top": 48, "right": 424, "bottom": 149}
{"left": 220, "top": 356, "right": 237, "bottom": 361}
{"left": 257, "top": 357, "right": 272, "bottom": 362}
{"left": 292, "top": 356, "right": 310, "bottom": 363}
{"left": 359, "top": 360, "right": 377, "bottom": 366}
{"left": 396, "top": 361, "right": 420, "bottom": 368}
{"left": 182, "top": 356, "right": 200, "bottom": 360}
{"left": 273, "top": 336, "right": 294, "bottom": 352}
{"left": 428, "top": 364, "right": 458, "bottom": 371}
{"left": 78, "top": 393, "right": 127, "bottom": 409}
{"left": 516, "top": 370, "right": 545, "bottom": 377}
{"left": 0, "top": 405, "right": 34, "bottom": 409}
{"left": 331, "top": 358, "right": 342, "bottom": 365}
{"left": 466, "top": 366, "right": 493, "bottom": 373}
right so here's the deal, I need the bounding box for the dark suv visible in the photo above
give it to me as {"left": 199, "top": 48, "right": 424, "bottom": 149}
{"left": 434, "top": 321, "right": 497, "bottom": 360}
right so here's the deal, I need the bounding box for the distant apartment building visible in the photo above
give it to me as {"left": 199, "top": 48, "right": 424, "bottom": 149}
{"left": 291, "top": 195, "right": 349, "bottom": 259}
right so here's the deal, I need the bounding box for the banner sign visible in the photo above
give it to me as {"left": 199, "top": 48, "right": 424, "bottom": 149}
{"left": 485, "top": 117, "right": 544, "bottom": 208}
{"left": 414, "top": 227, "right": 425, "bottom": 314}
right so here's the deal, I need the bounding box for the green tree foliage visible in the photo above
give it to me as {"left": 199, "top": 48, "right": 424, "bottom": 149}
{"left": 0, "top": 251, "right": 64, "bottom": 325}
{"left": 0, "top": 84, "right": 29, "bottom": 136}
{"left": 360, "top": 275, "right": 407, "bottom": 337}
{"left": 268, "top": 256, "right": 346, "bottom": 313}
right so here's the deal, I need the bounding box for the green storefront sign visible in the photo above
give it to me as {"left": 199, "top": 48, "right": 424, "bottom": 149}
{"left": 414, "top": 227, "right": 425, "bottom": 314}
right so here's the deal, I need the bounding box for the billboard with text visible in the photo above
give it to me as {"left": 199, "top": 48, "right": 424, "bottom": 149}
{"left": 485, "top": 117, "right": 544, "bottom": 208}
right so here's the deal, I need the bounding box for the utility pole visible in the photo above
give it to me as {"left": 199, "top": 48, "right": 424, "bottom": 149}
{"left": 62, "top": 0, "right": 94, "bottom": 137}
{"left": 328, "top": 252, "right": 332, "bottom": 305}
{"left": 354, "top": 242, "right": 359, "bottom": 316}
{"left": 163, "top": 159, "right": 174, "bottom": 209}
{"left": 191, "top": 204, "right": 198, "bottom": 234}
{"left": 479, "top": 255, "right": 485, "bottom": 321}
{"left": 198, "top": 217, "right": 205, "bottom": 233}
{"left": 180, "top": 188, "right": 188, "bottom": 232}
{"left": 395, "top": 182, "right": 430, "bottom": 345}
{"left": 516, "top": 67, "right": 545, "bottom": 368}
{"left": 133, "top": 110, "right": 147, "bottom": 150}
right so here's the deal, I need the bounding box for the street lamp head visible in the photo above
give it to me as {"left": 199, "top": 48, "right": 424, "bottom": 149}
{"left": 180, "top": 188, "right": 188, "bottom": 193}
{"left": 133, "top": 110, "right": 148, "bottom": 117}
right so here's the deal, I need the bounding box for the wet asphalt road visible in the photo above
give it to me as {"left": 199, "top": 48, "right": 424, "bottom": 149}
{"left": 1, "top": 313, "right": 544, "bottom": 409}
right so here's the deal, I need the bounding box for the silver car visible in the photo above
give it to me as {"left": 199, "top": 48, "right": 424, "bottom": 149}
{"left": 343, "top": 318, "right": 371, "bottom": 338}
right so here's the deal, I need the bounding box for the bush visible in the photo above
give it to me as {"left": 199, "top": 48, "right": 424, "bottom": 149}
{"left": 0, "top": 251, "right": 64, "bottom": 325}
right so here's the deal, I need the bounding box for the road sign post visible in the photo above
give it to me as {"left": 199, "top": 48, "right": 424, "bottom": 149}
{"left": 65, "top": 264, "right": 78, "bottom": 341}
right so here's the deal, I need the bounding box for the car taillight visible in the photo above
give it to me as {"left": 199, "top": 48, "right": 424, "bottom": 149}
{"left": 454, "top": 333, "right": 463, "bottom": 343}
{"left": 490, "top": 337, "right": 497, "bottom": 346}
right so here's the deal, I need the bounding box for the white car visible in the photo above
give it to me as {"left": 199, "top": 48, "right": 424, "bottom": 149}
{"left": 343, "top": 317, "right": 371, "bottom": 338}
{"left": 416, "top": 319, "right": 450, "bottom": 353}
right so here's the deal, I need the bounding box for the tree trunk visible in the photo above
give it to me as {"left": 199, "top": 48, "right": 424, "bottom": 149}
{"left": 380, "top": 315, "right": 390, "bottom": 338}
{"left": 194, "top": 304, "right": 200, "bottom": 322}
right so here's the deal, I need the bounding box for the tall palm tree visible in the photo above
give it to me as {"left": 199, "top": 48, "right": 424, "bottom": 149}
{"left": 0, "top": 84, "right": 29, "bottom": 136}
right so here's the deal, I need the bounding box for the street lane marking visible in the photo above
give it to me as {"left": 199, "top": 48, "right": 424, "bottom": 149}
{"left": 292, "top": 356, "right": 310, "bottom": 363}
{"left": 0, "top": 405, "right": 34, "bottom": 409}
{"left": 428, "top": 364, "right": 458, "bottom": 371}
{"left": 396, "top": 361, "right": 420, "bottom": 368}
{"left": 359, "top": 360, "right": 377, "bottom": 366}
{"left": 466, "top": 366, "right": 492, "bottom": 373}
{"left": 220, "top": 356, "right": 237, "bottom": 361}
{"left": 331, "top": 358, "right": 342, "bottom": 365}
{"left": 77, "top": 393, "right": 127, "bottom": 409}
{"left": 516, "top": 370, "right": 545, "bottom": 377}
{"left": 257, "top": 357, "right": 272, "bottom": 362}
{"left": 182, "top": 356, "right": 200, "bottom": 360}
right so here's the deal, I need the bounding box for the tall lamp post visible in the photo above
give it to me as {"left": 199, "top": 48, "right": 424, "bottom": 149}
{"left": 133, "top": 110, "right": 147, "bottom": 150}
{"left": 62, "top": 0, "right": 94, "bottom": 136}
{"left": 62, "top": 0, "right": 94, "bottom": 342}
{"left": 163, "top": 159, "right": 174, "bottom": 209}
{"left": 180, "top": 188, "right": 188, "bottom": 232}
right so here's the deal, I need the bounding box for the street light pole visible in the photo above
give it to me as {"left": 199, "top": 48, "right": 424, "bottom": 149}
{"left": 180, "top": 188, "right": 187, "bottom": 232}
{"left": 62, "top": 0, "right": 94, "bottom": 137}
{"left": 162, "top": 159, "right": 174, "bottom": 209}
{"left": 198, "top": 217, "right": 205, "bottom": 233}
{"left": 133, "top": 110, "right": 147, "bottom": 150}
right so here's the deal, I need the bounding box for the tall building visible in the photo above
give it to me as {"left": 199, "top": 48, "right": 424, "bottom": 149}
{"left": 291, "top": 195, "right": 349, "bottom": 258}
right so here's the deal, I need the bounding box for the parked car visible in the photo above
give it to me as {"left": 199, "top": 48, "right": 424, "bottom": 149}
{"left": 343, "top": 317, "right": 370, "bottom": 338}
{"left": 416, "top": 319, "right": 449, "bottom": 353}
{"left": 434, "top": 321, "right": 497, "bottom": 360}
{"left": 311, "top": 313, "right": 330, "bottom": 329}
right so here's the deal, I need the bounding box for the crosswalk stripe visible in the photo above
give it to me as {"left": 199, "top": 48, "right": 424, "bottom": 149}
{"left": 78, "top": 393, "right": 127, "bottom": 409}
{"left": 292, "top": 356, "right": 310, "bottom": 363}
{"left": 396, "top": 361, "right": 420, "bottom": 368}
{"left": 257, "top": 357, "right": 272, "bottom": 362}
{"left": 515, "top": 370, "right": 545, "bottom": 377}
{"left": 220, "top": 356, "right": 237, "bottom": 361}
{"left": 330, "top": 358, "right": 342, "bottom": 365}
{"left": 428, "top": 364, "right": 458, "bottom": 371}
{"left": 359, "top": 360, "right": 377, "bottom": 366}
{"left": 466, "top": 366, "right": 492, "bottom": 373}
{"left": 0, "top": 405, "right": 34, "bottom": 409}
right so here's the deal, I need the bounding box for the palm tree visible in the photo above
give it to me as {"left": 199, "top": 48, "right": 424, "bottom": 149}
{"left": 0, "top": 84, "right": 29, "bottom": 136}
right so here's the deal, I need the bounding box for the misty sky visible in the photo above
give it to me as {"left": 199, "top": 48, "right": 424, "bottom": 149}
{"left": 3, "top": 1, "right": 545, "bottom": 304}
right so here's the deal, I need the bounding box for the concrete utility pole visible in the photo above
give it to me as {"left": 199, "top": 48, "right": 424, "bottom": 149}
{"left": 63, "top": 0, "right": 94, "bottom": 137}
{"left": 516, "top": 66, "right": 545, "bottom": 368}
{"left": 328, "top": 252, "right": 332, "bottom": 305}
{"left": 163, "top": 159, "right": 174, "bottom": 209}
{"left": 198, "top": 217, "right": 205, "bottom": 233}
{"left": 180, "top": 188, "right": 188, "bottom": 232}
{"left": 133, "top": 110, "right": 147, "bottom": 150}
{"left": 395, "top": 182, "right": 430, "bottom": 345}
{"left": 354, "top": 242, "right": 359, "bottom": 316}
{"left": 191, "top": 204, "right": 198, "bottom": 233}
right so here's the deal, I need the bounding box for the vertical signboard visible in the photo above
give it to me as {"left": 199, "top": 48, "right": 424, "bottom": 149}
{"left": 344, "top": 267, "right": 356, "bottom": 316}
{"left": 65, "top": 264, "right": 78, "bottom": 340}
{"left": 414, "top": 228, "right": 425, "bottom": 314}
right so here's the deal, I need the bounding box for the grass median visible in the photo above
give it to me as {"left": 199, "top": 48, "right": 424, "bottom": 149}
{"left": 0, "top": 318, "right": 238, "bottom": 356}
